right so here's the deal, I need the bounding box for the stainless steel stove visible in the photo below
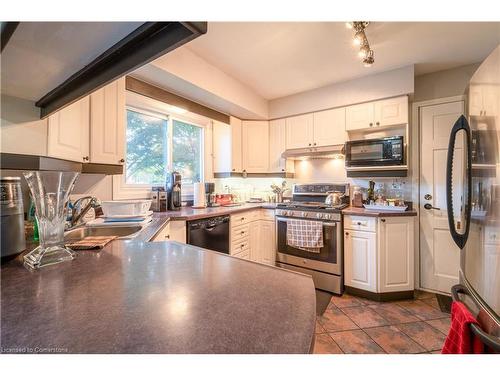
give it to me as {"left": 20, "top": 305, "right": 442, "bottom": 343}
{"left": 275, "top": 183, "right": 349, "bottom": 294}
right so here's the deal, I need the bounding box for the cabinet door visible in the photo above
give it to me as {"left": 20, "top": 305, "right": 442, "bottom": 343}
{"left": 344, "top": 230, "right": 377, "bottom": 292}
{"left": 482, "top": 85, "right": 498, "bottom": 116}
{"left": 378, "top": 217, "right": 414, "bottom": 293}
{"left": 260, "top": 220, "right": 276, "bottom": 265}
{"left": 242, "top": 121, "right": 269, "bottom": 173}
{"left": 213, "top": 121, "right": 232, "bottom": 173}
{"left": 285, "top": 114, "right": 313, "bottom": 149}
{"left": 373, "top": 96, "right": 408, "bottom": 127}
{"left": 469, "top": 85, "right": 483, "bottom": 116}
{"left": 269, "top": 119, "right": 287, "bottom": 173}
{"left": 230, "top": 117, "right": 243, "bottom": 172}
{"left": 345, "top": 102, "right": 374, "bottom": 131}
{"left": 249, "top": 220, "right": 260, "bottom": 262}
{"left": 152, "top": 223, "right": 171, "bottom": 242}
{"left": 313, "top": 108, "right": 346, "bottom": 146}
{"left": 90, "top": 78, "right": 125, "bottom": 164}
{"left": 48, "top": 96, "right": 90, "bottom": 162}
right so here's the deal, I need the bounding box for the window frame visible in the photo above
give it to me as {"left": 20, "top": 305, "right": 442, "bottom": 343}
{"left": 113, "top": 104, "right": 207, "bottom": 200}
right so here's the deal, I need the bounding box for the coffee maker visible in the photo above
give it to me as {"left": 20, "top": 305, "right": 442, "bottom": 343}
{"left": 166, "top": 171, "right": 182, "bottom": 211}
{"left": 205, "top": 182, "right": 219, "bottom": 207}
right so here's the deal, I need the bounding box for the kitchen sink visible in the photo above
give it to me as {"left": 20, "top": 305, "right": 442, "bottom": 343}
{"left": 64, "top": 225, "right": 144, "bottom": 242}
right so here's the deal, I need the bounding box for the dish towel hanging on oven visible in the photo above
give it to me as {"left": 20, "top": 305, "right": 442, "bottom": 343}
{"left": 286, "top": 219, "right": 323, "bottom": 253}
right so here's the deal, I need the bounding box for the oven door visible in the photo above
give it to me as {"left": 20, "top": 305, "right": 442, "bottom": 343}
{"left": 276, "top": 217, "right": 342, "bottom": 275}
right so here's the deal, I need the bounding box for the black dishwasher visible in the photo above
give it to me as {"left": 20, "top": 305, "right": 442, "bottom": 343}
{"left": 186, "top": 215, "right": 230, "bottom": 254}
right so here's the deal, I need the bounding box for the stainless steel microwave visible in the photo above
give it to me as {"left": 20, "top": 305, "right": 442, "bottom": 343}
{"left": 345, "top": 136, "right": 404, "bottom": 168}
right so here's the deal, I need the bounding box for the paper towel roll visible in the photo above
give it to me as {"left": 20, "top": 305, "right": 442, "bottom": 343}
{"left": 193, "top": 182, "right": 206, "bottom": 208}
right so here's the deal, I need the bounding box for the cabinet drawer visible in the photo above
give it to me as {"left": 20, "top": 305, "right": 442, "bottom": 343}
{"left": 344, "top": 215, "right": 377, "bottom": 232}
{"left": 231, "top": 223, "right": 250, "bottom": 242}
{"left": 231, "top": 209, "right": 259, "bottom": 227}
{"left": 231, "top": 237, "right": 250, "bottom": 255}
{"left": 233, "top": 249, "right": 250, "bottom": 260}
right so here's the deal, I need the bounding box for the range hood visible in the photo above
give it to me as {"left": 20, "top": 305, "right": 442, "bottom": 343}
{"left": 281, "top": 144, "right": 345, "bottom": 160}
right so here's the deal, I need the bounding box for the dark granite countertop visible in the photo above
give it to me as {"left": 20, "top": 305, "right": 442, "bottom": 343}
{"left": 155, "top": 202, "right": 277, "bottom": 221}
{"left": 342, "top": 207, "right": 418, "bottom": 217}
{"left": 1, "top": 237, "right": 315, "bottom": 353}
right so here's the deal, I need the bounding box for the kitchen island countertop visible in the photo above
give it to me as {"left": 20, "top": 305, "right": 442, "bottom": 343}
{"left": 1, "top": 238, "right": 316, "bottom": 353}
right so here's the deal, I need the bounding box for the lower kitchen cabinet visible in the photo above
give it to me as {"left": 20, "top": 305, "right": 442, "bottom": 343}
{"left": 230, "top": 209, "right": 276, "bottom": 265}
{"left": 344, "top": 215, "right": 414, "bottom": 294}
{"left": 151, "top": 221, "right": 186, "bottom": 243}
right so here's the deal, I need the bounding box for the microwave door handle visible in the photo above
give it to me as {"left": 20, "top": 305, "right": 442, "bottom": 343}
{"left": 446, "top": 114, "right": 472, "bottom": 249}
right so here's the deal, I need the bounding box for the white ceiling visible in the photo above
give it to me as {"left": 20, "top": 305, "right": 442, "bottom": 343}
{"left": 1, "top": 22, "right": 143, "bottom": 101}
{"left": 185, "top": 22, "right": 500, "bottom": 100}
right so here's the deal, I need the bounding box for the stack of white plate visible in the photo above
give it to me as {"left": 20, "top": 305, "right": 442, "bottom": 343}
{"left": 87, "top": 200, "right": 153, "bottom": 227}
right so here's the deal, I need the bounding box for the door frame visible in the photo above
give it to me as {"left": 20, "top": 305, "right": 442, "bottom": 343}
{"left": 411, "top": 95, "right": 466, "bottom": 293}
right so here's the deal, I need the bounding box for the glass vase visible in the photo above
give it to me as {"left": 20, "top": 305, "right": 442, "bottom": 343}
{"left": 22, "top": 171, "right": 79, "bottom": 270}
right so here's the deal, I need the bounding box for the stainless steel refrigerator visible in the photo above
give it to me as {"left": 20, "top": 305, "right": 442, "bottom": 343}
{"left": 447, "top": 44, "right": 500, "bottom": 351}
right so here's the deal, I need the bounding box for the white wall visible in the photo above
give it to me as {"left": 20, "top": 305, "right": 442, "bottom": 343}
{"left": 133, "top": 47, "right": 269, "bottom": 120}
{"left": 269, "top": 65, "right": 414, "bottom": 119}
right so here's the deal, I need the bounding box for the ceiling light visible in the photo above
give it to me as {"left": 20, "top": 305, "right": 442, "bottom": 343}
{"left": 347, "top": 21, "right": 374, "bottom": 67}
{"left": 363, "top": 50, "right": 375, "bottom": 67}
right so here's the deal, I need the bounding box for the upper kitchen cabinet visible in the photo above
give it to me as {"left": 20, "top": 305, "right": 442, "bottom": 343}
{"left": 230, "top": 117, "right": 243, "bottom": 172}
{"left": 285, "top": 113, "right": 314, "bottom": 149}
{"left": 213, "top": 117, "right": 242, "bottom": 174}
{"left": 242, "top": 120, "right": 269, "bottom": 173}
{"left": 346, "top": 96, "right": 408, "bottom": 131}
{"left": 313, "top": 108, "right": 347, "bottom": 146}
{"left": 47, "top": 96, "right": 90, "bottom": 163}
{"left": 90, "top": 77, "right": 126, "bottom": 165}
{"left": 469, "top": 84, "right": 498, "bottom": 116}
{"left": 269, "top": 119, "right": 294, "bottom": 173}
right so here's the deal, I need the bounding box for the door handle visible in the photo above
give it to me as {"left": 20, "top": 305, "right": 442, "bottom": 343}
{"left": 424, "top": 203, "right": 440, "bottom": 210}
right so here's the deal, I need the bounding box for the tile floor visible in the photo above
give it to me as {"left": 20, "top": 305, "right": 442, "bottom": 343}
{"left": 313, "top": 290, "right": 451, "bottom": 354}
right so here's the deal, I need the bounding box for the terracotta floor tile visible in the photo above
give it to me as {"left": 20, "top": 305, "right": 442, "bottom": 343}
{"left": 313, "top": 334, "right": 344, "bottom": 354}
{"left": 329, "top": 330, "right": 385, "bottom": 354}
{"left": 367, "top": 302, "right": 421, "bottom": 324}
{"left": 341, "top": 306, "right": 389, "bottom": 328}
{"left": 396, "top": 321, "right": 446, "bottom": 351}
{"left": 364, "top": 326, "right": 426, "bottom": 354}
{"left": 397, "top": 300, "right": 450, "bottom": 320}
{"left": 318, "top": 307, "right": 358, "bottom": 332}
{"left": 329, "top": 294, "right": 364, "bottom": 308}
{"left": 426, "top": 318, "right": 451, "bottom": 335}
{"left": 422, "top": 297, "right": 441, "bottom": 310}
{"left": 315, "top": 320, "right": 326, "bottom": 333}
{"left": 414, "top": 290, "right": 436, "bottom": 300}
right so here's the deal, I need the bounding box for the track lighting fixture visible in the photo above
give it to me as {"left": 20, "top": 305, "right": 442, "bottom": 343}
{"left": 346, "top": 21, "right": 374, "bottom": 67}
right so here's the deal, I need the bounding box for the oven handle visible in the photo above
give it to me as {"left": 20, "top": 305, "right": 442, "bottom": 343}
{"left": 276, "top": 217, "right": 337, "bottom": 227}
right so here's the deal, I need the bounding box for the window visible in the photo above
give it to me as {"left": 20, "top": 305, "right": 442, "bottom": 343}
{"left": 124, "top": 108, "right": 204, "bottom": 192}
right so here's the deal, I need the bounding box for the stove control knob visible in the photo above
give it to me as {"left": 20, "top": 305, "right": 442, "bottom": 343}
{"left": 324, "top": 214, "right": 331, "bottom": 220}
{"left": 316, "top": 213, "right": 322, "bottom": 219}
{"left": 301, "top": 212, "right": 308, "bottom": 218}
{"left": 289, "top": 211, "right": 294, "bottom": 216}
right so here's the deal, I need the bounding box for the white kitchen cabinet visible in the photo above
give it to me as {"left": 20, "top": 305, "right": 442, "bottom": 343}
{"left": 374, "top": 96, "right": 409, "bottom": 128}
{"left": 90, "top": 77, "right": 126, "bottom": 165}
{"left": 249, "top": 220, "right": 260, "bottom": 262}
{"left": 47, "top": 96, "right": 90, "bottom": 163}
{"left": 269, "top": 118, "right": 294, "bottom": 173}
{"left": 469, "top": 84, "right": 498, "bottom": 116}
{"left": 312, "top": 107, "right": 347, "bottom": 146}
{"left": 345, "top": 96, "right": 408, "bottom": 131}
{"left": 213, "top": 117, "right": 243, "bottom": 174}
{"left": 230, "top": 117, "right": 243, "bottom": 172}
{"left": 242, "top": 120, "right": 269, "bottom": 173}
{"left": 259, "top": 219, "right": 276, "bottom": 265}
{"left": 344, "top": 229, "right": 377, "bottom": 292}
{"left": 377, "top": 217, "right": 414, "bottom": 293}
{"left": 345, "top": 102, "right": 374, "bottom": 131}
{"left": 151, "top": 221, "right": 186, "bottom": 243}
{"left": 285, "top": 113, "right": 314, "bottom": 149}
{"left": 344, "top": 215, "right": 414, "bottom": 294}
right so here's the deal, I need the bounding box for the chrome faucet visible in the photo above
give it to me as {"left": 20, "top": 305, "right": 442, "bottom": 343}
{"left": 70, "top": 196, "right": 99, "bottom": 227}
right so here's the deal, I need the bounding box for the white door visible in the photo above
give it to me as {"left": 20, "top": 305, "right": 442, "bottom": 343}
{"left": 242, "top": 121, "right": 269, "bottom": 173}
{"left": 345, "top": 102, "right": 374, "bottom": 131}
{"left": 313, "top": 108, "right": 346, "bottom": 146}
{"left": 374, "top": 96, "right": 408, "bottom": 127}
{"left": 285, "top": 114, "right": 313, "bottom": 149}
{"left": 47, "top": 96, "right": 90, "bottom": 162}
{"left": 420, "top": 100, "right": 464, "bottom": 293}
{"left": 269, "top": 119, "right": 287, "bottom": 172}
{"left": 344, "top": 230, "right": 377, "bottom": 292}
{"left": 90, "top": 78, "right": 125, "bottom": 164}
